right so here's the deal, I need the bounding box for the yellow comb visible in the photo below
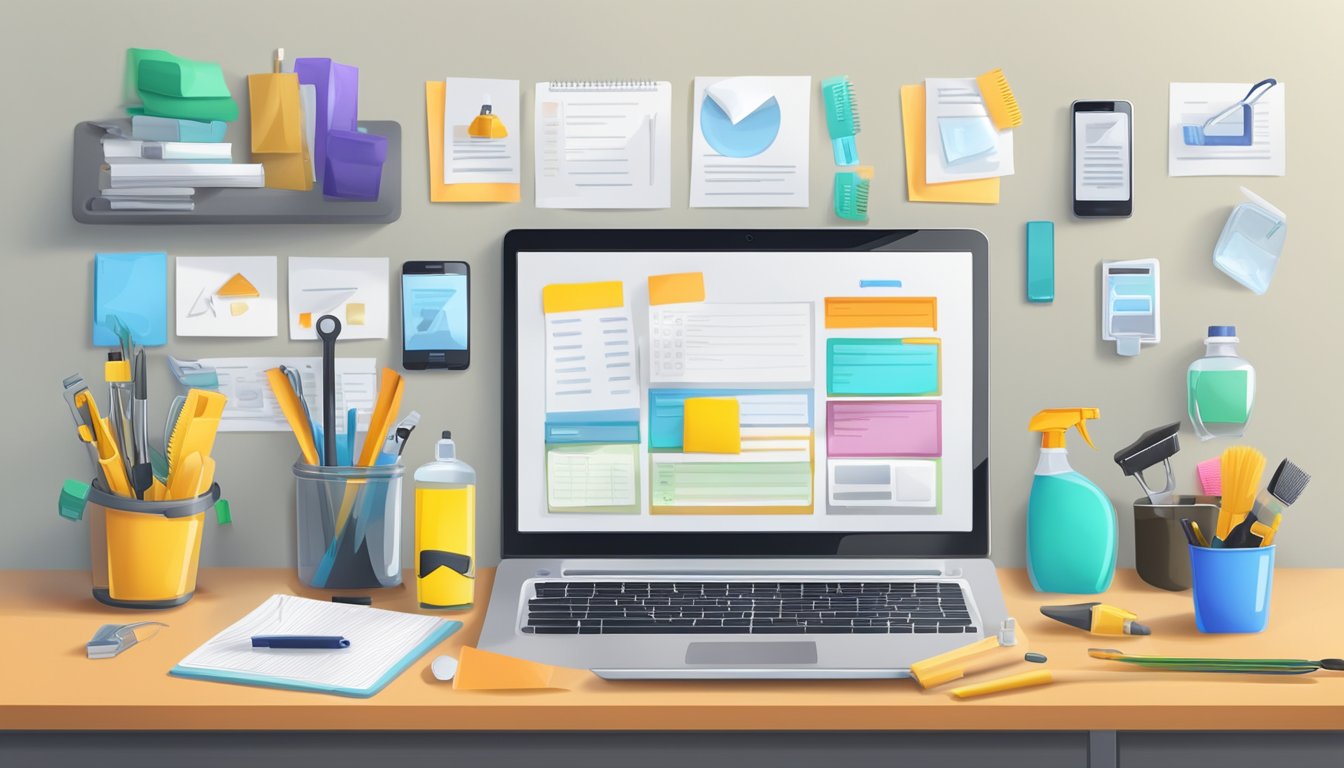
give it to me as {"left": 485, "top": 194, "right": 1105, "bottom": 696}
{"left": 976, "top": 68, "right": 1022, "bottom": 130}
{"left": 166, "top": 390, "right": 226, "bottom": 479}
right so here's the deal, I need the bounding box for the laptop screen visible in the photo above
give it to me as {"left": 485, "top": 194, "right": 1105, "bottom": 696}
{"left": 514, "top": 247, "right": 976, "bottom": 536}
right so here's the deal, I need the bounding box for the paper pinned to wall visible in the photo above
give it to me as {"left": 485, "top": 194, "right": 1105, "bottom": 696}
{"left": 900, "top": 85, "right": 999, "bottom": 204}
{"left": 176, "top": 256, "right": 278, "bottom": 337}
{"left": 924, "top": 78, "right": 1014, "bottom": 183}
{"left": 1168, "top": 82, "right": 1286, "bottom": 176}
{"left": 690, "top": 76, "right": 811, "bottom": 208}
{"left": 534, "top": 80, "right": 672, "bottom": 209}
{"left": 287, "top": 257, "right": 389, "bottom": 340}
{"left": 425, "top": 81, "right": 520, "bottom": 202}
{"left": 443, "top": 77, "right": 521, "bottom": 185}
{"left": 93, "top": 251, "right": 168, "bottom": 347}
{"left": 174, "top": 356, "right": 377, "bottom": 432}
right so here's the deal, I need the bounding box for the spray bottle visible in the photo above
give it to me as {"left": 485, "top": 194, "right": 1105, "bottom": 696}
{"left": 1026, "top": 408, "right": 1116, "bottom": 594}
{"left": 414, "top": 431, "right": 477, "bottom": 610}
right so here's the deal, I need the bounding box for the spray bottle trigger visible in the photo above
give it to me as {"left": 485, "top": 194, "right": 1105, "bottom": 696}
{"left": 1075, "top": 419, "right": 1096, "bottom": 449}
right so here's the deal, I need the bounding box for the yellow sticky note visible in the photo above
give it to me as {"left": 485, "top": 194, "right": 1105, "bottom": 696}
{"left": 426, "top": 81, "right": 521, "bottom": 203}
{"left": 683, "top": 397, "right": 741, "bottom": 454}
{"left": 542, "top": 281, "right": 624, "bottom": 313}
{"left": 900, "top": 84, "right": 999, "bottom": 204}
{"left": 453, "top": 646, "right": 557, "bottom": 690}
{"left": 299, "top": 312, "right": 312, "bottom": 329}
{"left": 649, "top": 272, "right": 706, "bottom": 306}
{"left": 346, "top": 302, "right": 366, "bottom": 326}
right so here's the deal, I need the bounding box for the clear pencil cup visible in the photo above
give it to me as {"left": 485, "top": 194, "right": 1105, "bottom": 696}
{"left": 293, "top": 461, "right": 403, "bottom": 589}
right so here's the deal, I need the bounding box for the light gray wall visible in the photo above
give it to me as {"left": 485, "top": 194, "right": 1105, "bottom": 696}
{"left": 4, "top": 0, "right": 1341, "bottom": 570}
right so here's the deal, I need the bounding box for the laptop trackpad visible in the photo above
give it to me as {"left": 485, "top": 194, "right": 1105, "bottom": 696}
{"left": 685, "top": 642, "right": 817, "bottom": 666}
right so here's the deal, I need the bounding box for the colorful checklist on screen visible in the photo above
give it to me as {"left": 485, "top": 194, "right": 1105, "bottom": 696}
{"left": 518, "top": 251, "right": 973, "bottom": 535}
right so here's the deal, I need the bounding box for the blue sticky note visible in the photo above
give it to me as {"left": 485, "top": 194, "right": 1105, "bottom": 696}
{"left": 827, "top": 339, "right": 940, "bottom": 396}
{"left": 938, "top": 116, "right": 998, "bottom": 166}
{"left": 93, "top": 252, "right": 167, "bottom": 347}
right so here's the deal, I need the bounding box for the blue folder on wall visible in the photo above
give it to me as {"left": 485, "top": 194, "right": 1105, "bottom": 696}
{"left": 93, "top": 252, "right": 167, "bottom": 347}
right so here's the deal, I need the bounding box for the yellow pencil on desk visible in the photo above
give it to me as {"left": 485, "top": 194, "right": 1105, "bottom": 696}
{"left": 950, "top": 669, "right": 1054, "bottom": 699}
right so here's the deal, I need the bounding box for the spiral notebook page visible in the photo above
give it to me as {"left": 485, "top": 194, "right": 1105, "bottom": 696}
{"left": 534, "top": 81, "right": 672, "bottom": 209}
{"left": 172, "top": 595, "right": 455, "bottom": 694}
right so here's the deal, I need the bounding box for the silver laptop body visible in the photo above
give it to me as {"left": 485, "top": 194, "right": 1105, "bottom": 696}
{"left": 481, "top": 230, "right": 1001, "bottom": 679}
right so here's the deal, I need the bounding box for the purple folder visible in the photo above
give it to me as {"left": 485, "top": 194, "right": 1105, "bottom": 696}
{"left": 323, "top": 130, "right": 387, "bottom": 201}
{"left": 293, "top": 58, "right": 360, "bottom": 182}
{"left": 827, "top": 401, "right": 941, "bottom": 458}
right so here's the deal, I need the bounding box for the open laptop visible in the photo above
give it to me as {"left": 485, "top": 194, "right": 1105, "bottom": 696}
{"left": 478, "top": 229, "right": 1006, "bottom": 679}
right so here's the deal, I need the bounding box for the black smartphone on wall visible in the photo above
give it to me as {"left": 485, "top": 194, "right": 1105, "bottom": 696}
{"left": 401, "top": 261, "right": 470, "bottom": 370}
{"left": 1072, "top": 100, "right": 1133, "bottom": 218}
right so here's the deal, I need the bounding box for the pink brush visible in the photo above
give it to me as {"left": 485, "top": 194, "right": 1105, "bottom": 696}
{"left": 1197, "top": 458, "right": 1222, "bottom": 496}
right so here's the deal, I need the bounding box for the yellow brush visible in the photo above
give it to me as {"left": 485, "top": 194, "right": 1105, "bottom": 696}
{"left": 1217, "top": 446, "right": 1266, "bottom": 541}
{"left": 976, "top": 67, "right": 1022, "bottom": 130}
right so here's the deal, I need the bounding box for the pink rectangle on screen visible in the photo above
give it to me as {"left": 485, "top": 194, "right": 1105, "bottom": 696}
{"left": 826, "top": 401, "right": 941, "bottom": 457}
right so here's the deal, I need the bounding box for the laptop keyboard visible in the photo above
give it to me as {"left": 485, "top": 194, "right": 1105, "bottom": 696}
{"left": 522, "top": 581, "right": 976, "bottom": 635}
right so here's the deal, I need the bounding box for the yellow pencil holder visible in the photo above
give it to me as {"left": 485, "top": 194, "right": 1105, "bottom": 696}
{"left": 59, "top": 479, "right": 227, "bottom": 608}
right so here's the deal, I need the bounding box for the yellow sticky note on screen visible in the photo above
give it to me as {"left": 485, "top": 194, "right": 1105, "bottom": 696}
{"left": 649, "top": 272, "right": 706, "bottom": 306}
{"left": 684, "top": 397, "right": 741, "bottom": 454}
{"left": 346, "top": 302, "right": 366, "bottom": 326}
{"left": 542, "top": 281, "right": 623, "bottom": 313}
{"left": 453, "top": 646, "right": 557, "bottom": 690}
{"left": 425, "top": 81, "right": 521, "bottom": 203}
{"left": 900, "top": 84, "right": 999, "bottom": 204}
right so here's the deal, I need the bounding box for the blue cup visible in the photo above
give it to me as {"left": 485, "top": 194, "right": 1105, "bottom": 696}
{"left": 1189, "top": 544, "right": 1275, "bottom": 633}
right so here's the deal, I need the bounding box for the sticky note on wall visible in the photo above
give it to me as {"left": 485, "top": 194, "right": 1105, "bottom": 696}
{"left": 824, "top": 297, "right": 938, "bottom": 329}
{"left": 827, "top": 338, "right": 941, "bottom": 396}
{"left": 683, "top": 397, "right": 741, "bottom": 454}
{"left": 542, "top": 281, "right": 624, "bottom": 313}
{"left": 93, "top": 251, "right": 168, "bottom": 347}
{"left": 649, "top": 272, "right": 706, "bottom": 305}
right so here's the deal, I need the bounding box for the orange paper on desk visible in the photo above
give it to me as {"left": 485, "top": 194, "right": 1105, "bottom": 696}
{"left": 825, "top": 296, "right": 938, "bottom": 330}
{"left": 649, "top": 272, "right": 706, "bottom": 305}
{"left": 542, "top": 281, "right": 624, "bottom": 313}
{"left": 683, "top": 397, "right": 741, "bottom": 454}
{"left": 426, "top": 81, "right": 520, "bottom": 203}
{"left": 900, "top": 84, "right": 999, "bottom": 204}
{"left": 453, "top": 646, "right": 557, "bottom": 690}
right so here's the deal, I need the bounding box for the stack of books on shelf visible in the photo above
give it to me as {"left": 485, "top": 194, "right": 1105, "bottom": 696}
{"left": 94, "top": 49, "right": 263, "bottom": 212}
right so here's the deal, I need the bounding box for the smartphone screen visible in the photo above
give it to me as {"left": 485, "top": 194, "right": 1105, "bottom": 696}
{"left": 402, "top": 262, "right": 469, "bottom": 370}
{"left": 1073, "top": 102, "right": 1132, "bottom": 217}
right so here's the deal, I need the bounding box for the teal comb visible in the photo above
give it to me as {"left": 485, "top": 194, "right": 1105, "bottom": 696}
{"left": 822, "top": 76, "right": 861, "bottom": 166}
{"left": 834, "top": 171, "right": 870, "bottom": 222}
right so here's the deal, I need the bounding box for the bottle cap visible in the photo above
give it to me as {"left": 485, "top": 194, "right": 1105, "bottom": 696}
{"left": 1208, "top": 325, "right": 1236, "bottom": 337}
{"left": 442, "top": 430, "right": 452, "bottom": 440}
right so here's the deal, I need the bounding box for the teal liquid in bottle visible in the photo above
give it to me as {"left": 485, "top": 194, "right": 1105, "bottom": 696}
{"left": 1025, "top": 409, "right": 1117, "bottom": 594}
{"left": 1027, "top": 470, "right": 1118, "bottom": 593}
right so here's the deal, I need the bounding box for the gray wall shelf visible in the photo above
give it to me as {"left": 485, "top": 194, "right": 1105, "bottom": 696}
{"left": 71, "top": 120, "right": 401, "bottom": 224}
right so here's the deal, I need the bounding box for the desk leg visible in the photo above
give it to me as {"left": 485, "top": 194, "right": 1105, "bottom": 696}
{"left": 1089, "top": 730, "right": 1117, "bottom": 768}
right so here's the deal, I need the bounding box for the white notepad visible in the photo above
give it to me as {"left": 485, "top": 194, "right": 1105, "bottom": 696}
{"left": 534, "top": 80, "right": 672, "bottom": 209}
{"left": 170, "top": 594, "right": 461, "bottom": 698}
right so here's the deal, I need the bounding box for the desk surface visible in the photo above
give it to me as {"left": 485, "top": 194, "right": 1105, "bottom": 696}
{"left": 4, "top": 567, "right": 1340, "bottom": 731}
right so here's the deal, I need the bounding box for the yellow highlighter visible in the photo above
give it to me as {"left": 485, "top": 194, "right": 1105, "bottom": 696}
{"left": 951, "top": 670, "right": 1054, "bottom": 699}
{"left": 75, "top": 391, "right": 132, "bottom": 497}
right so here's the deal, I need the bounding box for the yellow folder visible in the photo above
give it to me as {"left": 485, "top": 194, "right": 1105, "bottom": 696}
{"left": 900, "top": 84, "right": 998, "bottom": 205}
{"left": 426, "top": 80, "right": 520, "bottom": 203}
{"left": 683, "top": 397, "right": 741, "bottom": 454}
{"left": 249, "top": 53, "right": 313, "bottom": 192}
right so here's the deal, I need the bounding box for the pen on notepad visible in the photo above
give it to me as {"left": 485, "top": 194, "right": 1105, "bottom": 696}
{"left": 251, "top": 635, "right": 350, "bottom": 649}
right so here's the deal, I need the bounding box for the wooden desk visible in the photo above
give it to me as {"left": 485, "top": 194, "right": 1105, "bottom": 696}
{"left": 4, "top": 568, "right": 1342, "bottom": 767}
